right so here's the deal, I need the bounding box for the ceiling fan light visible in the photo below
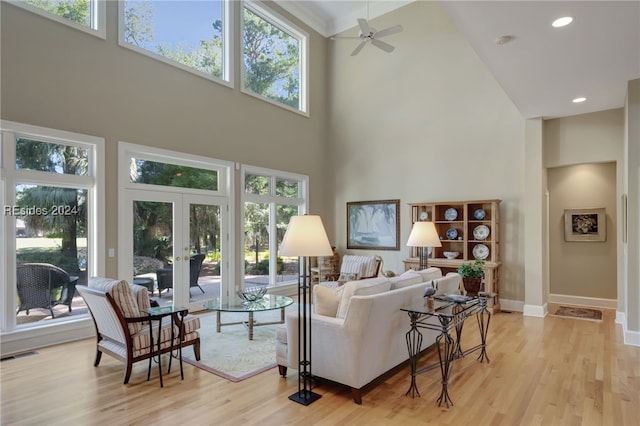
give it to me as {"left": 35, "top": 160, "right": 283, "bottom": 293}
{"left": 552, "top": 16, "right": 573, "bottom": 28}
{"left": 572, "top": 97, "right": 587, "bottom": 103}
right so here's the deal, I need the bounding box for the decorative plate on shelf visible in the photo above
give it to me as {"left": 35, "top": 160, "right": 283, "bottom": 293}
{"left": 444, "top": 208, "right": 458, "bottom": 221}
{"left": 419, "top": 211, "right": 429, "bottom": 221}
{"left": 473, "top": 225, "right": 490, "bottom": 240}
{"left": 474, "top": 208, "right": 486, "bottom": 220}
{"left": 446, "top": 228, "right": 458, "bottom": 240}
{"left": 473, "top": 244, "right": 490, "bottom": 260}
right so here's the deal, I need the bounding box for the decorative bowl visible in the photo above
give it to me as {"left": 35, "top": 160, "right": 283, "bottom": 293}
{"left": 443, "top": 251, "right": 460, "bottom": 259}
{"left": 237, "top": 286, "right": 267, "bottom": 302}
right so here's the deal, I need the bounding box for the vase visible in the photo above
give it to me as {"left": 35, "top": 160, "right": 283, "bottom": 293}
{"left": 462, "top": 277, "right": 483, "bottom": 296}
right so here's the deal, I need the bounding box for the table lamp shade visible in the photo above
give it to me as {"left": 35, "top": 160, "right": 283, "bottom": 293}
{"left": 280, "top": 215, "right": 333, "bottom": 257}
{"left": 407, "top": 221, "right": 442, "bottom": 248}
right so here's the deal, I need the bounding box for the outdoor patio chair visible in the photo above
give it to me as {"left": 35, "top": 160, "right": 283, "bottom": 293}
{"left": 156, "top": 254, "right": 206, "bottom": 296}
{"left": 77, "top": 278, "right": 201, "bottom": 384}
{"left": 16, "top": 263, "right": 78, "bottom": 318}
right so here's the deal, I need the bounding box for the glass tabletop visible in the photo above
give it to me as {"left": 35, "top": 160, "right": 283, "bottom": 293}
{"left": 204, "top": 295, "right": 293, "bottom": 313}
{"left": 401, "top": 294, "right": 493, "bottom": 318}
{"left": 145, "top": 306, "right": 188, "bottom": 316}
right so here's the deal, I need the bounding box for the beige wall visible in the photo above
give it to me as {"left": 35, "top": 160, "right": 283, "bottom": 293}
{"left": 547, "top": 163, "right": 617, "bottom": 299}
{"left": 0, "top": 1, "right": 332, "bottom": 277}
{"left": 328, "top": 1, "right": 526, "bottom": 303}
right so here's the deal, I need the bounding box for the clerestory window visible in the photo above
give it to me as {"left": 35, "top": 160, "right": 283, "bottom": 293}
{"left": 119, "top": 0, "right": 232, "bottom": 85}
{"left": 241, "top": 0, "right": 308, "bottom": 115}
{"left": 12, "top": 0, "right": 106, "bottom": 38}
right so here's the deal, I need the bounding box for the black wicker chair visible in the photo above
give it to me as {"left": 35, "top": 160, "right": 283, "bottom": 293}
{"left": 156, "top": 254, "right": 206, "bottom": 296}
{"left": 16, "top": 263, "right": 77, "bottom": 318}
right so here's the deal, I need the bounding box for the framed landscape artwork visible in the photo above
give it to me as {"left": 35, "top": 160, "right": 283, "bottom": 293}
{"left": 564, "top": 208, "right": 606, "bottom": 242}
{"left": 347, "top": 199, "right": 400, "bottom": 250}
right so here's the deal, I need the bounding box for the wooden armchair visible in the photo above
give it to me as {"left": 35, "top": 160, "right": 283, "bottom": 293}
{"left": 77, "top": 278, "right": 200, "bottom": 384}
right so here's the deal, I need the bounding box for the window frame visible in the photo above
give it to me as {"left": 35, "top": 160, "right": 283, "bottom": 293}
{"left": 9, "top": 0, "right": 106, "bottom": 39}
{"left": 241, "top": 164, "right": 308, "bottom": 287}
{"left": 0, "top": 120, "right": 105, "bottom": 339}
{"left": 241, "top": 0, "right": 309, "bottom": 116}
{"left": 117, "top": 0, "right": 234, "bottom": 88}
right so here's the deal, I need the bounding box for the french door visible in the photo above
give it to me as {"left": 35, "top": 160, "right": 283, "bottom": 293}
{"left": 121, "top": 189, "right": 228, "bottom": 311}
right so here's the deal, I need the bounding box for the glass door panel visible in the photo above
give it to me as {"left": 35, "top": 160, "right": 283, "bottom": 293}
{"left": 132, "top": 199, "right": 175, "bottom": 307}
{"left": 185, "top": 202, "right": 221, "bottom": 306}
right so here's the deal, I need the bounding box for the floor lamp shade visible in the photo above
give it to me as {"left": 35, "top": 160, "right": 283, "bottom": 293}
{"left": 279, "top": 215, "right": 332, "bottom": 406}
{"left": 407, "top": 221, "right": 442, "bottom": 269}
{"left": 279, "top": 215, "right": 333, "bottom": 257}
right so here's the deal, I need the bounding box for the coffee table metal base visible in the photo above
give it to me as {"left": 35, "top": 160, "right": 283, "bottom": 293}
{"left": 216, "top": 308, "right": 286, "bottom": 340}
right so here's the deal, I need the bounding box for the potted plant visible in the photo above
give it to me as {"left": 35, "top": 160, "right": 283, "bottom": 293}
{"left": 457, "top": 260, "right": 485, "bottom": 296}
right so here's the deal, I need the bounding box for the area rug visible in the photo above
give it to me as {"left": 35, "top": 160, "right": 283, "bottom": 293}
{"left": 553, "top": 306, "right": 603, "bottom": 321}
{"left": 183, "top": 308, "right": 290, "bottom": 382}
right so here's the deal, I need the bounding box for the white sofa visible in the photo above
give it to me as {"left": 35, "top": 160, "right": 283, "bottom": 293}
{"left": 276, "top": 268, "right": 463, "bottom": 404}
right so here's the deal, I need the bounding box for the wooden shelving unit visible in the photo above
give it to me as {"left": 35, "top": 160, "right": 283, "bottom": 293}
{"left": 403, "top": 199, "right": 502, "bottom": 311}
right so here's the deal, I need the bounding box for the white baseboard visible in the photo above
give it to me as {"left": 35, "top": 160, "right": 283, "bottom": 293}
{"left": 523, "top": 303, "right": 548, "bottom": 318}
{"left": 548, "top": 293, "right": 617, "bottom": 309}
{"left": 1, "top": 318, "right": 94, "bottom": 358}
{"left": 615, "top": 311, "right": 640, "bottom": 347}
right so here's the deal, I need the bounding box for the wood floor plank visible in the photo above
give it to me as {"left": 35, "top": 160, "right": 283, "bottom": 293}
{"left": 1, "top": 307, "right": 638, "bottom": 425}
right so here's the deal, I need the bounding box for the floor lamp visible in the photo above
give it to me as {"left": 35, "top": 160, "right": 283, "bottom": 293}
{"left": 279, "top": 215, "right": 333, "bottom": 406}
{"left": 407, "top": 221, "right": 442, "bottom": 269}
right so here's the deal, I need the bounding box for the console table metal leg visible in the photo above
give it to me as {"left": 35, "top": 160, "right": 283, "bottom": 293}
{"left": 216, "top": 311, "right": 221, "bottom": 333}
{"left": 405, "top": 312, "right": 423, "bottom": 398}
{"left": 157, "top": 316, "right": 164, "bottom": 388}
{"left": 476, "top": 307, "right": 492, "bottom": 363}
{"left": 436, "top": 330, "right": 456, "bottom": 408}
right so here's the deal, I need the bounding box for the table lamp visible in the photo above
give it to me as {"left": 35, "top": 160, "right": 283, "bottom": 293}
{"left": 279, "top": 215, "right": 333, "bottom": 405}
{"left": 407, "top": 221, "right": 442, "bottom": 269}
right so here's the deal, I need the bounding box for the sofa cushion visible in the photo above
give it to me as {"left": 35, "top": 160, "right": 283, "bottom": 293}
{"left": 389, "top": 270, "right": 423, "bottom": 290}
{"left": 89, "top": 277, "right": 142, "bottom": 333}
{"left": 337, "top": 272, "right": 359, "bottom": 283}
{"left": 313, "top": 284, "right": 342, "bottom": 317}
{"left": 336, "top": 277, "right": 391, "bottom": 319}
{"left": 433, "top": 273, "right": 462, "bottom": 295}
{"left": 416, "top": 267, "right": 443, "bottom": 282}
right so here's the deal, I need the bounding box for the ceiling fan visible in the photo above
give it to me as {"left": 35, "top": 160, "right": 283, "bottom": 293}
{"left": 331, "top": 2, "right": 404, "bottom": 56}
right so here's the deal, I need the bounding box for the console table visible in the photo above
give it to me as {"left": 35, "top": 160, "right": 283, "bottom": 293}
{"left": 401, "top": 294, "right": 493, "bottom": 407}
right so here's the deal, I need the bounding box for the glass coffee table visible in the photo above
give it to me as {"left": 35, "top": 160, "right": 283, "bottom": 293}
{"left": 204, "top": 295, "right": 293, "bottom": 340}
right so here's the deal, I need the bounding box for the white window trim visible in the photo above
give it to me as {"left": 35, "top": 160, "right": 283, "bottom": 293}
{"left": 0, "top": 120, "right": 105, "bottom": 355}
{"left": 8, "top": 0, "right": 106, "bottom": 39}
{"left": 241, "top": 0, "right": 309, "bottom": 117}
{"left": 117, "top": 0, "right": 234, "bottom": 88}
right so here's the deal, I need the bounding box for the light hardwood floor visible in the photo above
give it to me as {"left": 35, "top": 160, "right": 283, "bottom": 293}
{"left": 1, "top": 307, "right": 638, "bottom": 426}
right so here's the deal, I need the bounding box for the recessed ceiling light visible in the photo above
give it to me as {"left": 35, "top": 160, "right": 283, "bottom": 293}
{"left": 572, "top": 97, "right": 587, "bottom": 103}
{"left": 552, "top": 16, "right": 574, "bottom": 28}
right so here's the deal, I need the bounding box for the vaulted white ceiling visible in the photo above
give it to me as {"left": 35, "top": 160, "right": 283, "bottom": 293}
{"left": 275, "top": 0, "right": 640, "bottom": 119}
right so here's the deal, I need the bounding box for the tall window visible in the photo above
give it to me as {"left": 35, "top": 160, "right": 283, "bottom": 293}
{"left": 242, "top": 166, "right": 307, "bottom": 287}
{"left": 1, "top": 121, "right": 104, "bottom": 330}
{"left": 119, "top": 0, "right": 232, "bottom": 85}
{"left": 242, "top": 0, "right": 308, "bottom": 114}
{"left": 13, "top": 0, "right": 106, "bottom": 38}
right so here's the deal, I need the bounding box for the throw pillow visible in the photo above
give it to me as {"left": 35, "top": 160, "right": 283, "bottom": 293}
{"left": 313, "top": 285, "right": 342, "bottom": 317}
{"left": 336, "top": 277, "right": 391, "bottom": 319}
{"left": 389, "top": 271, "right": 423, "bottom": 290}
{"left": 337, "top": 272, "right": 358, "bottom": 284}
{"left": 416, "top": 267, "right": 443, "bottom": 282}
{"left": 434, "top": 273, "right": 462, "bottom": 296}
{"left": 89, "top": 277, "right": 142, "bottom": 333}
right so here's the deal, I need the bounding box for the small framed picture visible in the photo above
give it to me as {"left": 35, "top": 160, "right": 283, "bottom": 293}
{"left": 564, "top": 208, "right": 606, "bottom": 242}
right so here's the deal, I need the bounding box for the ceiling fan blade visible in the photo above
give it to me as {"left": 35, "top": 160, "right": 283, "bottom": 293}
{"left": 331, "top": 36, "right": 364, "bottom": 40}
{"left": 357, "top": 18, "right": 370, "bottom": 36}
{"left": 351, "top": 40, "right": 368, "bottom": 56}
{"left": 375, "top": 24, "right": 403, "bottom": 39}
{"left": 371, "top": 38, "right": 395, "bottom": 53}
